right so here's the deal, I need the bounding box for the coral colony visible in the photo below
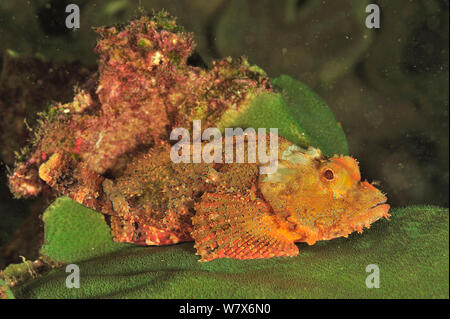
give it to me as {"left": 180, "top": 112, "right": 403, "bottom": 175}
{"left": 8, "top": 12, "right": 389, "bottom": 261}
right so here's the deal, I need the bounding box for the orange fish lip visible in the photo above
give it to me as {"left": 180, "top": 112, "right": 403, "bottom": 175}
{"left": 370, "top": 200, "right": 388, "bottom": 210}
{"left": 368, "top": 202, "right": 391, "bottom": 221}
{"left": 341, "top": 201, "right": 390, "bottom": 236}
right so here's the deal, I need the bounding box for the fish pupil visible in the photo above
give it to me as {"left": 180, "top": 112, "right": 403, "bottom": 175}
{"left": 323, "top": 169, "right": 334, "bottom": 180}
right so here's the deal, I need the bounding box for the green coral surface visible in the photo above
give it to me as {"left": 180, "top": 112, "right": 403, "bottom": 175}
{"left": 10, "top": 197, "right": 449, "bottom": 299}
{"left": 219, "top": 74, "right": 349, "bottom": 157}
{"left": 40, "top": 197, "right": 130, "bottom": 263}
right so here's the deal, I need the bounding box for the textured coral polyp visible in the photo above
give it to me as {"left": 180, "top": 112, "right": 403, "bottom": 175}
{"left": 9, "top": 11, "right": 271, "bottom": 198}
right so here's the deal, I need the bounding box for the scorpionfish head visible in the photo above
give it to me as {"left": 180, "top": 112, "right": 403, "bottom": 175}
{"left": 259, "top": 144, "right": 390, "bottom": 245}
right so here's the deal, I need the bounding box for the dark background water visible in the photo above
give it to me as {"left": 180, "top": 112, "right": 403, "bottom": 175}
{"left": 0, "top": 0, "right": 448, "bottom": 267}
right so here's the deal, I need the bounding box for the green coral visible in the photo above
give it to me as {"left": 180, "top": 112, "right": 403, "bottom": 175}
{"left": 40, "top": 197, "right": 129, "bottom": 263}
{"left": 219, "top": 74, "right": 349, "bottom": 156}
{"left": 9, "top": 199, "right": 449, "bottom": 298}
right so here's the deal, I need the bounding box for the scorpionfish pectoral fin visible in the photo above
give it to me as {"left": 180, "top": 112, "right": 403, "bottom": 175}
{"left": 191, "top": 191, "right": 299, "bottom": 262}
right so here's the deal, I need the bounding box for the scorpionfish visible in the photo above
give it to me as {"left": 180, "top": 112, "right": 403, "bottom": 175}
{"left": 37, "top": 136, "right": 390, "bottom": 261}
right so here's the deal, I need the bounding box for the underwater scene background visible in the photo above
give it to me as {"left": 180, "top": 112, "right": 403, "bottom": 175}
{"left": 0, "top": 0, "right": 448, "bottom": 298}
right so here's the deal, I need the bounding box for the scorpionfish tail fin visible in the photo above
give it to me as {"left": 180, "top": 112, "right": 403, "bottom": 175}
{"left": 191, "top": 191, "right": 299, "bottom": 262}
